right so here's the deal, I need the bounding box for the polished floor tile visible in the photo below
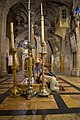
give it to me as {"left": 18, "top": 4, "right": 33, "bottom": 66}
{"left": 0, "top": 73, "right": 80, "bottom": 119}
{"left": 0, "top": 94, "right": 58, "bottom": 110}
{"left": 61, "top": 95, "right": 80, "bottom": 108}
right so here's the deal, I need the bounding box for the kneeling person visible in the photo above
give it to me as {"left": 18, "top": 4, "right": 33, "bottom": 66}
{"left": 40, "top": 74, "right": 65, "bottom": 91}
{"left": 40, "top": 75, "right": 59, "bottom": 91}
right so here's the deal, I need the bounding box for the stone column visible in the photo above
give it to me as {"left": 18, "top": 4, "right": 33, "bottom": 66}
{"left": 72, "top": 17, "right": 80, "bottom": 76}
{"left": 61, "top": 39, "right": 65, "bottom": 74}
{"left": 0, "top": 3, "right": 9, "bottom": 77}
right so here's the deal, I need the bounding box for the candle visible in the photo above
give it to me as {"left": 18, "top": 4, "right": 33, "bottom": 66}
{"left": 41, "top": 3, "right": 43, "bottom": 16}
{"left": 10, "top": 22, "right": 14, "bottom": 49}
{"left": 41, "top": 3, "right": 44, "bottom": 43}
{"left": 28, "top": 0, "right": 31, "bottom": 42}
{"left": 28, "top": 0, "right": 30, "bottom": 10}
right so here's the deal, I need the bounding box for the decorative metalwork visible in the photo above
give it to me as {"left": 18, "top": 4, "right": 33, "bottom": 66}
{"left": 10, "top": 22, "right": 22, "bottom": 97}
{"left": 25, "top": 0, "right": 37, "bottom": 99}
{"left": 38, "top": 3, "right": 50, "bottom": 97}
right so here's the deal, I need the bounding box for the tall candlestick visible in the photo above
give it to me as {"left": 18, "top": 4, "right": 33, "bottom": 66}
{"left": 25, "top": 0, "right": 37, "bottom": 100}
{"left": 41, "top": 3, "right": 44, "bottom": 43}
{"left": 38, "top": 3, "right": 50, "bottom": 97}
{"left": 10, "top": 22, "right": 14, "bottom": 49}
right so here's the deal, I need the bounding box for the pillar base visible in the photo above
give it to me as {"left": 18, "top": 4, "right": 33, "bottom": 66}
{"left": 0, "top": 70, "right": 7, "bottom": 78}
{"left": 72, "top": 68, "right": 80, "bottom": 77}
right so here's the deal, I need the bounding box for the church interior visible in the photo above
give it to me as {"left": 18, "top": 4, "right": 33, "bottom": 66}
{"left": 0, "top": 0, "right": 80, "bottom": 119}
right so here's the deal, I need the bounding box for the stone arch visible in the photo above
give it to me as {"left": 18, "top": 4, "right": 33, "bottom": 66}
{"left": 6, "top": 0, "right": 20, "bottom": 9}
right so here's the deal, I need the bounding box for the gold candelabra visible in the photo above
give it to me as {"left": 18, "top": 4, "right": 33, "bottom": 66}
{"left": 10, "top": 22, "right": 22, "bottom": 97}
{"left": 38, "top": 3, "right": 50, "bottom": 97}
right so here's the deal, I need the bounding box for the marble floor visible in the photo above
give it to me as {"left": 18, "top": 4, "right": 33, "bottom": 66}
{"left": 0, "top": 71, "right": 80, "bottom": 120}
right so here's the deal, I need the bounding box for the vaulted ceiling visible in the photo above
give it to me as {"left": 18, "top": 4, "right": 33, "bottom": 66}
{"left": 6, "top": 0, "right": 73, "bottom": 39}
{"left": 5, "top": 0, "right": 74, "bottom": 58}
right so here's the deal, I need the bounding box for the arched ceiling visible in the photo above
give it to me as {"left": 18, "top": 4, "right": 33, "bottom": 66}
{"left": 6, "top": 0, "right": 73, "bottom": 39}
{"left": 5, "top": 0, "right": 73, "bottom": 53}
